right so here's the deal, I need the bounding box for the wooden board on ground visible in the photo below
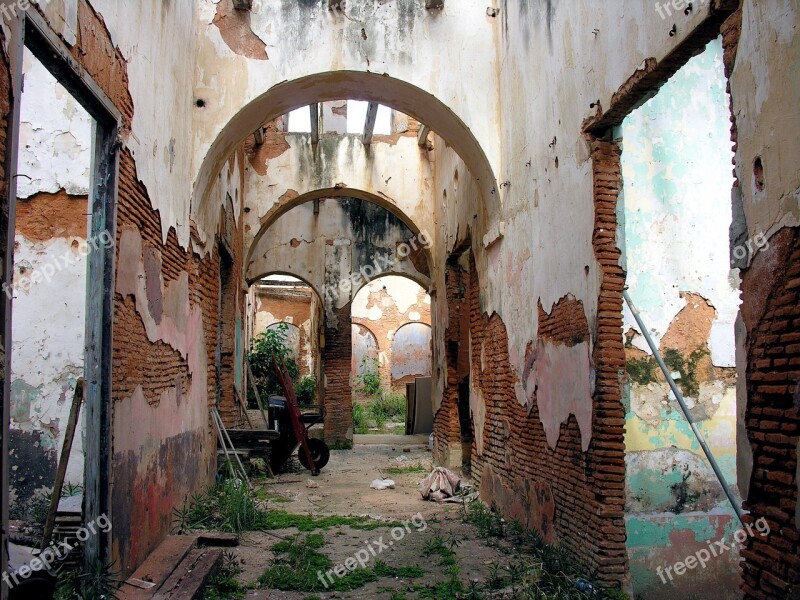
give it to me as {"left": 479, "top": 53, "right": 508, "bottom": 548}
{"left": 151, "top": 548, "right": 223, "bottom": 600}
{"left": 118, "top": 535, "right": 198, "bottom": 600}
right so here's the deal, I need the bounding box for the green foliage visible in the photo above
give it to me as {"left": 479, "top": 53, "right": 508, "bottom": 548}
{"left": 328, "top": 439, "right": 353, "bottom": 450}
{"left": 626, "top": 356, "right": 658, "bottom": 386}
{"left": 173, "top": 479, "right": 269, "bottom": 534}
{"left": 353, "top": 403, "right": 369, "bottom": 434}
{"left": 383, "top": 464, "right": 426, "bottom": 475}
{"left": 257, "top": 534, "right": 423, "bottom": 592}
{"left": 55, "top": 560, "right": 121, "bottom": 600}
{"left": 627, "top": 347, "right": 708, "bottom": 397}
{"left": 296, "top": 375, "right": 317, "bottom": 405}
{"left": 354, "top": 357, "right": 382, "bottom": 395}
{"left": 202, "top": 552, "right": 247, "bottom": 600}
{"left": 247, "top": 323, "right": 300, "bottom": 405}
{"left": 352, "top": 388, "right": 407, "bottom": 434}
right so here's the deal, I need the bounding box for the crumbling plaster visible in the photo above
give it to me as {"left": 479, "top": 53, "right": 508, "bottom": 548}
{"left": 243, "top": 130, "right": 435, "bottom": 258}
{"left": 729, "top": 0, "right": 800, "bottom": 244}
{"left": 17, "top": 50, "right": 91, "bottom": 199}
{"left": 191, "top": 0, "right": 502, "bottom": 250}
{"left": 247, "top": 197, "right": 430, "bottom": 327}
{"left": 38, "top": 0, "right": 199, "bottom": 247}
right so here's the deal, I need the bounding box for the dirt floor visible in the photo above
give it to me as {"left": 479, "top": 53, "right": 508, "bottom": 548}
{"left": 230, "top": 440, "right": 511, "bottom": 599}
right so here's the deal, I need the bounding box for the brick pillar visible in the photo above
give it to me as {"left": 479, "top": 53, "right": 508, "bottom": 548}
{"left": 434, "top": 258, "right": 471, "bottom": 468}
{"left": 323, "top": 303, "right": 353, "bottom": 443}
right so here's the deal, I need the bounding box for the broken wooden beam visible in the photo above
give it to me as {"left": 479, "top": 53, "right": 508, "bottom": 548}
{"left": 253, "top": 126, "right": 265, "bottom": 146}
{"left": 362, "top": 102, "right": 379, "bottom": 145}
{"left": 310, "top": 103, "right": 319, "bottom": 145}
{"left": 417, "top": 124, "right": 431, "bottom": 147}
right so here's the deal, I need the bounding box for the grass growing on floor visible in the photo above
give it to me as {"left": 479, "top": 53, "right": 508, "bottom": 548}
{"left": 383, "top": 464, "right": 426, "bottom": 475}
{"left": 202, "top": 552, "right": 247, "bottom": 600}
{"left": 174, "top": 480, "right": 394, "bottom": 534}
{"left": 353, "top": 387, "right": 407, "bottom": 434}
{"left": 257, "top": 533, "right": 425, "bottom": 593}
{"left": 457, "top": 499, "right": 630, "bottom": 600}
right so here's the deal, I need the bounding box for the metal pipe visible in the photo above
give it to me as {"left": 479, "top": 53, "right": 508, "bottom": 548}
{"left": 623, "top": 289, "right": 745, "bottom": 526}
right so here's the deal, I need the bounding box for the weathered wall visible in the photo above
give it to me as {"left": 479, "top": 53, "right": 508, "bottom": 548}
{"left": 191, "top": 0, "right": 501, "bottom": 250}
{"left": 243, "top": 121, "right": 436, "bottom": 257}
{"left": 9, "top": 49, "right": 91, "bottom": 518}
{"left": 350, "top": 276, "right": 431, "bottom": 390}
{"left": 619, "top": 38, "right": 742, "bottom": 598}
{"left": 252, "top": 284, "right": 319, "bottom": 377}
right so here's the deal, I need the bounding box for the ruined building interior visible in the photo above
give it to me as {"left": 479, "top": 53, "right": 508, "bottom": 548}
{"left": 0, "top": 1, "right": 798, "bottom": 599}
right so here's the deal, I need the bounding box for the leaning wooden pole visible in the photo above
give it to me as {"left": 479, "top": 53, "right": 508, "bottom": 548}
{"left": 41, "top": 378, "right": 84, "bottom": 550}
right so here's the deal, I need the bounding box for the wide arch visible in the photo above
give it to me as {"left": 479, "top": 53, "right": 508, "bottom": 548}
{"left": 245, "top": 188, "right": 433, "bottom": 280}
{"left": 193, "top": 71, "right": 500, "bottom": 245}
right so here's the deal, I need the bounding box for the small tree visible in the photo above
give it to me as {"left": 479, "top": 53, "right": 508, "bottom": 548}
{"left": 247, "top": 323, "right": 300, "bottom": 406}
{"left": 354, "top": 356, "right": 382, "bottom": 396}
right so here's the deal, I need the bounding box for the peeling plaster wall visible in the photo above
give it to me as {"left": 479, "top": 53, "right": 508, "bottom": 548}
{"left": 9, "top": 51, "right": 91, "bottom": 516}
{"left": 243, "top": 126, "right": 436, "bottom": 255}
{"left": 350, "top": 276, "right": 431, "bottom": 389}
{"left": 252, "top": 285, "right": 319, "bottom": 377}
{"left": 618, "top": 40, "right": 742, "bottom": 599}
{"left": 247, "top": 197, "right": 430, "bottom": 326}
{"left": 192, "top": 0, "right": 501, "bottom": 248}
{"left": 16, "top": 50, "right": 91, "bottom": 199}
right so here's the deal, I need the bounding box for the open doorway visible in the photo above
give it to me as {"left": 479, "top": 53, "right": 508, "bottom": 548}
{"left": 351, "top": 276, "right": 432, "bottom": 437}
{"left": 618, "top": 37, "right": 742, "bottom": 599}
{"left": 8, "top": 47, "right": 93, "bottom": 527}
{"left": 4, "top": 11, "right": 120, "bottom": 582}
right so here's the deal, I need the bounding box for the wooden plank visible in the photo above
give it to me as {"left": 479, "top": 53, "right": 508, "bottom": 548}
{"left": 152, "top": 548, "right": 223, "bottom": 600}
{"left": 310, "top": 103, "right": 319, "bottom": 145}
{"left": 41, "top": 380, "right": 84, "bottom": 549}
{"left": 119, "top": 535, "right": 198, "bottom": 600}
{"left": 417, "top": 124, "right": 431, "bottom": 147}
{"left": 362, "top": 102, "right": 379, "bottom": 145}
{"left": 235, "top": 388, "right": 254, "bottom": 429}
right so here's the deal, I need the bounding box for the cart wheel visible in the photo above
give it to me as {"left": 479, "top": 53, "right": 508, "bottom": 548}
{"left": 299, "top": 438, "right": 330, "bottom": 471}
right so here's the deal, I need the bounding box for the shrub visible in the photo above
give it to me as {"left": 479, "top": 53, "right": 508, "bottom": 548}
{"left": 247, "top": 323, "right": 300, "bottom": 406}
{"left": 354, "top": 357, "right": 382, "bottom": 396}
{"left": 296, "top": 375, "right": 317, "bottom": 405}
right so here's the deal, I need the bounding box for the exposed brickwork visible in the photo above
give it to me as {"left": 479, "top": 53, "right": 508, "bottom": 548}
{"left": 351, "top": 284, "right": 431, "bottom": 389}
{"left": 254, "top": 286, "right": 315, "bottom": 377}
{"left": 324, "top": 303, "right": 353, "bottom": 442}
{"left": 14, "top": 190, "right": 88, "bottom": 241}
{"left": 434, "top": 256, "right": 472, "bottom": 467}
{"left": 740, "top": 227, "right": 800, "bottom": 600}
{"left": 434, "top": 236, "right": 627, "bottom": 586}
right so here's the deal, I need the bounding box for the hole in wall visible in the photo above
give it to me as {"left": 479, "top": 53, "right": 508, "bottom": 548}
{"left": 753, "top": 156, "right": 764, "bottom": 192}
{"left": 195, "top": 98, "right": 206, "bottom": 108}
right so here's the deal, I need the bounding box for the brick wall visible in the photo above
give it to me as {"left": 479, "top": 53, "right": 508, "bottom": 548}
{"left": 323, "top": 303, "right": 353, "bottom": 442}
{"left": 433, "top": 142, "right": 628, "bottom": 588}
{"left": 740, "top": 227, "right": 800, "bottom": 599}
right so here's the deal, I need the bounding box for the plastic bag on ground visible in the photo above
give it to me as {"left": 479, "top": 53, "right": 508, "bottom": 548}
{"left": 370, "top": 478, "right": 396, "bottom": 490}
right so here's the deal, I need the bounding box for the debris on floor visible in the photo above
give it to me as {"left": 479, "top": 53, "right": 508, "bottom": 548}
{"left": 419, "top": 466, "right": 461, "bottom": 501}
{"left": 370, "top": 478, "right": 396, "bottom": 490}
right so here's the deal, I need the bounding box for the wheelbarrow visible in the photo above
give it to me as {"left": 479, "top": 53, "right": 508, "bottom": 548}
{"left": 271, "top": 357, "right": 330, "bottom": 475}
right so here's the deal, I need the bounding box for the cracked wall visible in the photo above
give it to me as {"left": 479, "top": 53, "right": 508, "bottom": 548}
{"left": 618, "top": 39, "right": 742, "bottom": 600}
{"left": 351, "top": 276, "right": 431, "bottom": 392}
{"left": 9, "top": 50, "right": 91, "bottom": 519}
